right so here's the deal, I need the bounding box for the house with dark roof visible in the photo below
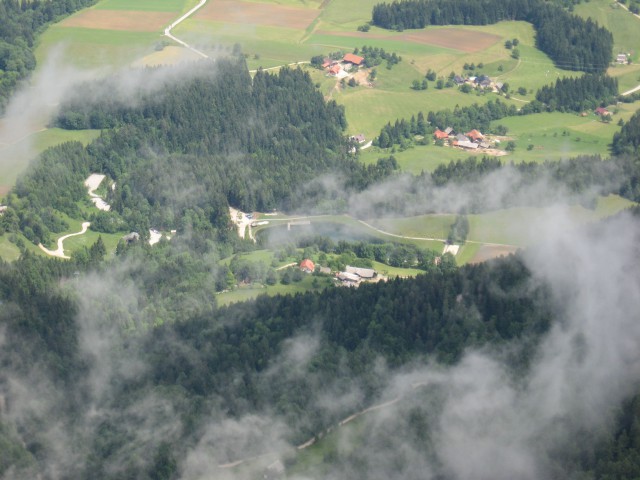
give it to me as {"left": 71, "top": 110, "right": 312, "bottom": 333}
{"left": 444, "top": 127, "right": 454, "bottom": 135}
{"left": 475, "top": 75, "right": 491, "bottom": 87}
{"left": 456, "top": 133, "right": 470, "bottom": 143}
{"left": 453, "top": 75, "right": 465, "bottom": 85}
{"left": 343, "top": 53, "right": 364, "bottom": 66}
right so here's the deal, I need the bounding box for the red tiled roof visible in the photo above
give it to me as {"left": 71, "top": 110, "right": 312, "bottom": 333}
{"left": 434, "top": 129, "right": 449, "bottom": 139}
{"left": 329, "top": 65, "right": 341, "bottom": 75}
{"left": 466, "top": 129, "right": 484, "bottom": 140}
{"left": 300, "top": 259, "right": 315, "bottom": 272}
{"left": 343, "top": 53, "right": 364, "bottom": 65}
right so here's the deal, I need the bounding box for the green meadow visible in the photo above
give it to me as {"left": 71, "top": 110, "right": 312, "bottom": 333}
{"left": 0, "top": 128, "right": 100, "bottom": 193}
{"left": 36, "top": 28, "right": 163, "bottom": 69}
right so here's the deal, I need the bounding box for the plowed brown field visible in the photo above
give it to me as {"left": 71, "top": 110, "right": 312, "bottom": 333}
{"left": 195, "top": 0, "right": 320, "bottom": 29}
{"left": 61, "top": 10, "right": 174, "bottom": 32}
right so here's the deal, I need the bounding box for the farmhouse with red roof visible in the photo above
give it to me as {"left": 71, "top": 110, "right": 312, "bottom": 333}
{"left": 343, "top": 53, "right": 364, "bottom": 66}
{"left": 466, "top": 129, "right": 484, "bottom": 142}
{"left": 328, "top": 64, "right": 342, "bottom": 76}
{"left": 300, "top": 259, "right": 315, "bottom": 273}
{"left": 434, "top": 129, "right": 449, "bottom": 140}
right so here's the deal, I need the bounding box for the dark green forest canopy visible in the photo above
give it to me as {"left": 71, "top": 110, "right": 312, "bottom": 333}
{"left": 7, "top": 59, "right": 394, "bottom": 245}
{"left": 0, "top": 0, "right": 97, "bottom": 112}
{"left": 0, "top": 249, "right": 553, "bottom": 477}
{"left": 371, "top": 0, "right": 613, "bottom": 73}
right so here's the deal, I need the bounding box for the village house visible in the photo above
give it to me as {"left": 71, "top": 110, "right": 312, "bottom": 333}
{"left": 328, "top": 64, "right": 342, "bottom": 76}
{"left": 456, "top": 140, "right": 479, "bottom": 150}
{"left": 444, "top": 127, "right": 454, "bottom": 135}
{"left": 433, "top": 129, "right": 449, "bottom": 140}
{"left": 617, "top": 53, "right": 628, "bottom": 64}
{"left": 122, "top": 232, "right": 140, "bottom": 244}
{"left": 466, "top": 129, "right": 484, "bottom": 142}
{"left": 456, "top": 133, "right": 470, "bottom": 143}
{"left": 595, "top": 107, "right": 611, "bottom": 117}
{"left": 336, "top": 265, "right": 377, "bottom": 286}
{"left": 475, "top": 75, "right": 492, "bottom": 88}
{"left": 343, "top": 53, "right": 365, "bottom": 67}
{"left": 346, "top": 265, "right": 376, "bottom": 279}
{"left": 300, "top": 258, "right": 315, "bottom": 273}
{"left": 350, "top": 133, "right": 366, "bottom": 144}
{"left": 453, "top": 75, "right": 465, "bottom": 85}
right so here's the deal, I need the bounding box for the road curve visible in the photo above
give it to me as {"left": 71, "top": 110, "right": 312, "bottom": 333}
{"left": 38, "top": 222, "right": 91, "bottom": 259}
{"left": 164, "top": 0, "right": 209, "bottom": 58}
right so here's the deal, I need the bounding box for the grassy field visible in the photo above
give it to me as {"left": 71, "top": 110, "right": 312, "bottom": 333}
{"left": 215, "top": 274, "right": 334, "bottom": 306}
{"left": 0, "top": 128, "right": 100, "bottom": 196}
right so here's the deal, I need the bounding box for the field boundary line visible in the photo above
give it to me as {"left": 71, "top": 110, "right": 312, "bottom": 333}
{"left": 164, "top": 0, "right": 209, "bottom": 58}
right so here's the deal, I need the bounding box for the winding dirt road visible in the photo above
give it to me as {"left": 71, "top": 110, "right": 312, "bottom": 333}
{"left": 38, "top": 222, "right": 90, "bottom": 259}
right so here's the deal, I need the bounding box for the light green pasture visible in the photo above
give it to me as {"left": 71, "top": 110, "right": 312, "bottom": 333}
{"left": 491, "top": 112, "right": 620, "bottom": 163}
{"left": 215, "top": 274, "right": 334, "bottom": 306}
{"left": 370, "top": 214, "right": 454, "bottom": 240}
{"left": 0, "top": 128, "right": 100, "bottom": 192}
{"left": 359, "top": 144, "right": 471, "bottom": 174}
{"left": 36, "top": 27, "right": 162, "bottom": 69}
{"left": 467, "top": 195, "right": 636, "bottom": 245}
{"left": 0, "top": 236, "right": 21, "bottom": 261}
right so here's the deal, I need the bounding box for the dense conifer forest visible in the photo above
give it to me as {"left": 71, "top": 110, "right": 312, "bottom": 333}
{"left": 371, "top": 0, "right": 613, "bottom": 72}
{"left": 0, "top": 0, "right": 97, "bottom": 111}
{"left": 4, "top": 59, "right": 395, "bottom": 246}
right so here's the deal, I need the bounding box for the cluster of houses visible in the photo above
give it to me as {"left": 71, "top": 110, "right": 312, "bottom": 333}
{"left": 453, "top": 74, "right": 504, "bottom": 92}
{"left": 322, "top": 53, "right": 365, "bottom": 78}
{"left": 298, "top": 259, "right": 380, "bottom": 287}
{"left": 433, "top": 127, "right": 494, "bottom": 151}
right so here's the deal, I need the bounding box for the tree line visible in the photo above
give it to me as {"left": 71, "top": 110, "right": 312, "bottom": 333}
{"left": 0, "top": 0, "right": 97, "bottom": 111}
{"left": 371, "top": 0, "right": 613, "bottom": 73}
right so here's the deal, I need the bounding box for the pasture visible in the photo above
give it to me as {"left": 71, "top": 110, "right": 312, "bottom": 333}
{"left": 0, "top": 128, "right": 100, "bottom": 197}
